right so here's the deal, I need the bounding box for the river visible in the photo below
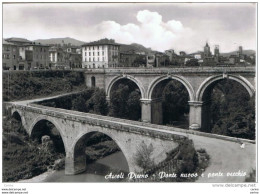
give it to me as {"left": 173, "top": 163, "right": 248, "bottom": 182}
{"left": 43, "top": 151, "right": 129, "bottom": 182}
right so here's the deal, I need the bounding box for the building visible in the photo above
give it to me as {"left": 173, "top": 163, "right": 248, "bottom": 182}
{"left": 5, "top": 37, "right": 31, "bottom": 46}
{"left": 49, "top": 47, "right": 68, "bottom": 69}
{"left": 203, "top": 42, "right": 211, "bottom": 58}
{"left": 119, "top": 50, "right": 146, "bottom": 67}
{"left": 82, "top": 38, "right": 120, "bottom": 68}
{"left": 18, "top": 42, "right": 50, "bottom": 70}
{"left": 2, "top": 40, "right": 19, "bottom": 70}
{"left": 165, "top": 49, "right": 175, "bottom": 62}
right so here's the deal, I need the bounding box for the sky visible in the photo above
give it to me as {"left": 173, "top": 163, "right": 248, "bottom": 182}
{"left": 3, "top": 3, "right": 257, "bottom": 53}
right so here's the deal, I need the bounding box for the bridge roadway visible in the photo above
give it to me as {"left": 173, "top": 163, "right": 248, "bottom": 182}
{"left": 8, "top": 94, "right": 256, "bottom": 183}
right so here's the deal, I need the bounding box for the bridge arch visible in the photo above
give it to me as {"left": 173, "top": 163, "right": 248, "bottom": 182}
{"left": 11, "top": 109, "right": 26, "bottom": 131}
{"left": 106, "top": 75, "right": 145, "bottom": 99}
{"left": 29, "top": 115, "right": 68, "bottom": 153}
{"left": 71, "top": 130, "right": 131, "bottom": 174}
{"left": 147, "top": 75, "right": 195, "bottom": 101}
{"left": 196, "top": 74, "right": 255, "bottom": 101}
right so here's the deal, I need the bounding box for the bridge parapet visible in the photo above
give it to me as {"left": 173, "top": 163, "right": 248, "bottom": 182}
{"left": 84, "top": 66, "right": 255, "bottom": 75}
{"left": 9, "top": 102, "right": 255, "bottom": 144}
{"left": 11, "top": 103, "right": 187, "bottom": 142}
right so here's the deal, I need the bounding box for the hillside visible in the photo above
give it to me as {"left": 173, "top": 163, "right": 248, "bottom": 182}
{"left": 120, "top": 43, "right": 153, "bottom": 53}
{"left": 220, "top": 50, "right": 255, "bottom": 57}
{"left": 34, "top": 37, "right": 86, "bottom": 46}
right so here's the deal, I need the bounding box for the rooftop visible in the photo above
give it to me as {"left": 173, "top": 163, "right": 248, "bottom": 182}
{"left": 3, "top": 39, "right": 16, "bottom": 45}
{"left": 5, "top": 37, "right": 31, "bottom": 43}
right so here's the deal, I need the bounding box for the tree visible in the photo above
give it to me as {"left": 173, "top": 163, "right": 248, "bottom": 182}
{"left": 86, "top": 88, "right": 108, "bottom": 115}
{"left": 127, "top": 89, "right": 141, "bottom": 121}
{"left": 162, "top": 80, "right": 189, "bottom": 125}
{"left": 71, "top": 95, "right": 87, "bottom": 112}
{"left": 109, "top": 84, "right": 130, "bottom": 118}
{"left": 210, "top": 80, "right": 255, "bottom": 140}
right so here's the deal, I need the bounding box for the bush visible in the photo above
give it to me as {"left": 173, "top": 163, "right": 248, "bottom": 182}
{"left": 134, "top": 142, "right": 155, "bottom": 171}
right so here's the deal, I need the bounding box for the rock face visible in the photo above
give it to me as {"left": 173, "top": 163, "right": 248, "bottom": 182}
{"left": 41, "top": 135, "right": 55, "bottom": 153}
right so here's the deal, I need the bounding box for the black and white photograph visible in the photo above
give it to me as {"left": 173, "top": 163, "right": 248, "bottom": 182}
{"left": 1, "top": 1, "right": 258, "bottom": 193}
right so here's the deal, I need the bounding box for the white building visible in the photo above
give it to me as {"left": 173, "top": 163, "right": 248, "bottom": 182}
{"left": 82, "top": 39, "right": 120, "bottom": 68}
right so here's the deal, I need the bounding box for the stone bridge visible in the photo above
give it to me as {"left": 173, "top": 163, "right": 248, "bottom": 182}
{"left": 6, "top": 101, "right": 185, "bottom": 175}
{"left": 5, "top": 95, "right": 256, "bottom": 182}
{"left": 84, "top": 66, "right": 255, "bottom": 131}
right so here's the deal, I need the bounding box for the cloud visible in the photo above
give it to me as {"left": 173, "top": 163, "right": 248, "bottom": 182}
{"left": 88, "top": 10, "right": 193, "bottom": 52}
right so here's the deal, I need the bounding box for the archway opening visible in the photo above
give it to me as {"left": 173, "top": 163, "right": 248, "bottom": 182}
{"left": 151, "top": 79, "right": 190, "bottom": 128}
{"left": 8, "top": 111, "right": 26, "bottom": 134}
{"left": 201, "top": 79, "right": 255, "bottom": 140}
{"left": 74, "top": 132, "right": 129, "bottom": 177}
{"left": 109, "top": 78, "right": 141, "bottom": 121}
{"left": 91, "top": 76, "right": 96, "bottom": 87}
{"left": 31, "top": 120, "right": 65, "bottom": 153}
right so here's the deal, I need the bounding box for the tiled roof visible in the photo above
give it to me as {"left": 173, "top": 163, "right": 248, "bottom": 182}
{"left": 3, "top": 39, "right": 16, "bottom": 45}
{"left": 5, "top": 37, "right": 31, "bottom": 43}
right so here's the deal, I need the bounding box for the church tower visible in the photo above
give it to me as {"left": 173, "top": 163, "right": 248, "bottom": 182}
{"left": 204, "top": 42, "right": 211, "bottom": 58}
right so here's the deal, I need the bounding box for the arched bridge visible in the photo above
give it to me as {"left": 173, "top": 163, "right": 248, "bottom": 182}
{"left": 84, "top": 66, "right": 255, "bottom": 131}
{"left": 5, "top": 95, "right": 255, "bottom": 182}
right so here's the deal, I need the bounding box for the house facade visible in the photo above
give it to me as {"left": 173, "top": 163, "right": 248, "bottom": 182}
{"left": 82, "top": 39, "right": 120, "bottom": 68}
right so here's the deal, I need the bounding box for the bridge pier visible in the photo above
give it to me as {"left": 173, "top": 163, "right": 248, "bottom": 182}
{"left": 141, "top": 98, "right": 163, "bottom": 124}
{"left": 65, "top": 153, "right": 86, "bottom": 175}
{"left": 189, "top": 100, "right": 212, "bottom": 131}
{"left": 188, "top": 101, "right": 203, "bottom": 130}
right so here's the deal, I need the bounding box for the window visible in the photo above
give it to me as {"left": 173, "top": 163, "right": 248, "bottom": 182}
{"left": 102, "top": 51, "right": 104, "bottom": 55}
{"left": 103, "top": 57, "right": 104, "bottom": 61}
{"left": 98, "top": 52, "right": 99, "bottom": 56}
{"left": 6, "top": 54, "right": 10, "bottom": 59}
{"left": 13, "top": 55, "right": 15, "bottom": 59}
{"left": 89, "top": 52, "right": 91, "bottom": 56}
{"left": 89, "top": 58, "right": 91, "bottom": 62}
{"left": 85, "top": 52, "right": 87, "bottom": 56}
{"left": 93, "top": 52, "right": 94, "bottom": 56}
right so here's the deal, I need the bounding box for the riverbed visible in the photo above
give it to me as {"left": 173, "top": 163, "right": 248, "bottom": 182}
{"left": 42, "top": 151, "right": 129, "bottom": 182}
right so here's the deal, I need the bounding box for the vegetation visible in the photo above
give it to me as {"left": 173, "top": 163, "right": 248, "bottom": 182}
{"left": 162, "top": 80, "right": 189, "bottom": 127}
{"left": 134, "top": 142, "right": 155, "bottom": 171}
{"left": 245, "top": 169, "right": 256, "bottom": 182}
{"left": 209, "top": 80, "right": 255, "bottom": 140}
{"left": 38, "top": 88, "right": 109, "bottom": 116}
{"left": 109, "top": 82, "right": 141, "bottom": 121}
{"left": 132, "top": 139, "right": 210, "bottom": 182}
{"left": 2, "top": 116, "right": 65, "bottom": 182}
{"left": 84, "top": 133, "right": 120, "bottom": 163}
{"left": 3, "top": 70, "right": 86, "bottom": 101}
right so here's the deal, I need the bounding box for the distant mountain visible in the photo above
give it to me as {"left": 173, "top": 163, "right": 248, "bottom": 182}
{"left": 120, "top": 43, "right": 153, "bottom": 53}
{"left": 220, "top": 50, "right": 255, "bottom": 57}
{"left": 33, "top": 37, "right": 86, "bottom": 46}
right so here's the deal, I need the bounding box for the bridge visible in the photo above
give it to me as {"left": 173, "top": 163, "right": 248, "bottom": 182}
{"left": 84, "top": 66, "right": 255, "bottom": 131}
{"left": 5, "top": 92, "right": 256, "bottom": 182}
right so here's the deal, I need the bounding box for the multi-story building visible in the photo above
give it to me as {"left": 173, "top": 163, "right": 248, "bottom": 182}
{"left": 49, "top": 47, "right": 68, "bottom": 69}
{"left": 18, "top": 42, "right": 50, "bottom": 70}
{"left": 82, "top": 39, "right": 120, "bottom": 68}
{"left": 2, "top": 40, "right": 19, "bottom": 70}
